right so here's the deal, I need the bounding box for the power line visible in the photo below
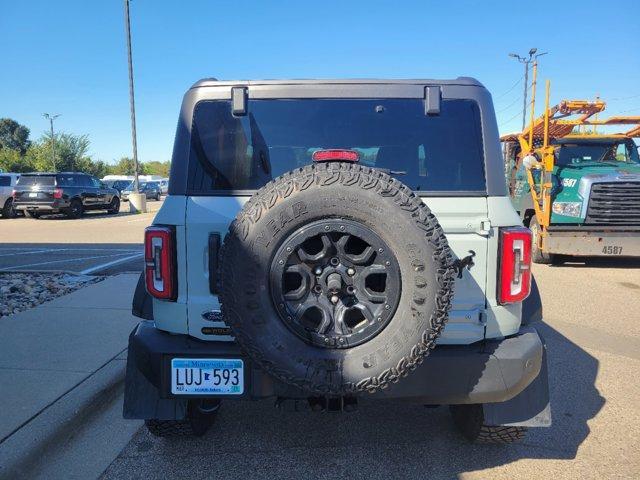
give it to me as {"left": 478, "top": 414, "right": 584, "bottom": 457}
{"left": 498, "top": 109, "right": 524, "bottom": 128}
{"left": 607, "top": 94, "right": 640, "bottom": 102}
{"left": 607, "top": 105, "right": 640, "bottom": 115}
{"left": 493, "top": 72, "right": 526, "bottom": 101}
{"left": 496, "top": 93, "right": 523, "bottom": 114}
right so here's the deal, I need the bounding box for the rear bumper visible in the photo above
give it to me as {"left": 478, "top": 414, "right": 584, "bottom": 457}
{"left": 544, "top": 229, "right": 640, "bottom": 257}
{"left": 14, "top": 200, "right": 67, "bottom": 212}
{"left": 124, "top": 321, "right": 549, "bottom": 419}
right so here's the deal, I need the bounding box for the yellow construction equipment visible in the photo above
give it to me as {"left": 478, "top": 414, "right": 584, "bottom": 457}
{"left": 501, "top": 82, "right": 640, "bottom": 235}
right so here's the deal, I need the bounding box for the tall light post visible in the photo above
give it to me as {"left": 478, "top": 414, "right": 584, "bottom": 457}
{"left": 124, "top": 0, "right": 140, "bottom": 193}
{"left": 42, "top": 113, "right": 60, "bottom": 172}
{"left": 508, "top": 48, "right": 548, "bottom": 130}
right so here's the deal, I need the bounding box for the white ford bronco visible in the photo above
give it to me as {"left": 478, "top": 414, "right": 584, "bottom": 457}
{"left": 124, "top": 78, "right": 550, "bottom": 443}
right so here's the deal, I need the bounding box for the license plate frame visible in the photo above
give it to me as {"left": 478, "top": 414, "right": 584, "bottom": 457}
{"left": 170, "top": 358, "right": 245, "bottom": 396}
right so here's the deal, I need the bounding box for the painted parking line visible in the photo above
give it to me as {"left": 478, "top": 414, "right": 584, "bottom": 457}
{"left": 0, "top": 248, "right": 140, "bottom": 258}
{"left": 0, "top": 253, "right": 139, "bottom": 270}
{"left": 79, "top": 253, "right": 144, "bottom": 275}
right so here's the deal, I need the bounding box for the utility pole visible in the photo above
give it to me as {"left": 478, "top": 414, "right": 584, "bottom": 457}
{"left": 42, "top": 113, "right": 61, "bottom": 172}
{"left": 124, "top": 0, "right": 140, "bottom": 193}
{"left": 508, "top": 48, "right": 548, "bottom": 131}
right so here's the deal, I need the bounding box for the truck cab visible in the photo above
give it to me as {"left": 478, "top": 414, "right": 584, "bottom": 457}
{"left": 502, "top": 98, "right": 640, "bottom": 263}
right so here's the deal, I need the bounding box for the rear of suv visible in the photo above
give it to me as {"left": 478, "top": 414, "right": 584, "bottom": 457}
{"left": 124, "top": 78, "right": 550, "bottom": 443}
{"left": 13, "top": 172, "right": 121, "bottom": 218}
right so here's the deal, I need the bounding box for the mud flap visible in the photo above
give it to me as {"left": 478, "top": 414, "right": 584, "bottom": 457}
{"left": 122, "top": 333, "right": 188, "bottom": 421}
{"left": 482, "top": 344, "right": 551, "bottom": 427}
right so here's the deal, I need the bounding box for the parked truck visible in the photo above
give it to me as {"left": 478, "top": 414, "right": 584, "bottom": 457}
{"left": 502, "top": 94, "right": 640, "bottom": 263}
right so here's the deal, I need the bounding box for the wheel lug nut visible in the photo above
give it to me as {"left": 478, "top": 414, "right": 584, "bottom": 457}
{"left": 339, "top": 338, "right": 345, "bottom": 344}
{"left": 378, "top": 248, "right": 384, "bottom": 253}
{"left": 347, "top": 268, "right": 355, "bottom": 276}
{"left": 385, "top": 261, "right": 390, "bottom": 266}
{"left": 278, "top": 259, "right": 284, "bottom": 265}
{"left": 324, "top": 338, "right": 330, "bottom": 343}
{"left": 314, "top": 266, "right": 322, "bottom": 275}
{"left": 330, "top": 295, "right": 339, "bottom": 304}
{"left": 384, "top": 304, "right": 390, "bottom": 310}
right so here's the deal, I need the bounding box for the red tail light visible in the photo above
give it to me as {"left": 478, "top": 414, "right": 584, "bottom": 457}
{"left": 498, "top": 227, "right": 532, "bottom": 304}
{"left": 11, "top": 190, "right": 17, "bottom": 199}
{"left": 53, "top": 188, "right": 63, "bottom": 199}
{"left": 145, "top": 226, "right": 177, "bottom": 300}
{"left": 312, "top": 149, "right": 359, "bottom": 162}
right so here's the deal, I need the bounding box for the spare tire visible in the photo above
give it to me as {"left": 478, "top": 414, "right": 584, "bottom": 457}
{"left": 220, "top": 162, "right": 455, "bottom": 395}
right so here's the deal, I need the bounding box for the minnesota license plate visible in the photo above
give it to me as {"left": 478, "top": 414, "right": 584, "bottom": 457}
{"left": 171, "top": 358, "right": 244, "bottom": 395}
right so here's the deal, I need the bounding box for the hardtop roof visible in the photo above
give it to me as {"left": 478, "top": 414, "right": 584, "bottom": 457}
{"left": 190, "top": 77, "right": 484, "bottom": 89}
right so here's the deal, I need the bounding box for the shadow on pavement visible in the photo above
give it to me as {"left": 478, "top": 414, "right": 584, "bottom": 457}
{"left": 552, "top": 256, "right": 640, "bottom": 269}
{"left": 103, "top": 322, "right": 604, "bottom": 479}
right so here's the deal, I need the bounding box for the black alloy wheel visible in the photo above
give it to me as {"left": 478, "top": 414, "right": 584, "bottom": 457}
{"left": 270, "top": 219, "right": 401, "bottom": 349}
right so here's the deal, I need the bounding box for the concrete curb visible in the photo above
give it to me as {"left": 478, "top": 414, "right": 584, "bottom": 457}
{"left": 0, "top": 352, "right": 128, "bottom": 479}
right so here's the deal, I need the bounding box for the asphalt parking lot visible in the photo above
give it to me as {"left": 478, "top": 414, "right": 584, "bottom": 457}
{"left": 0, "top": 200, "right": 163, "bottom": 275}
{"left": 100, "top": 258, "right": 640, "bottom": 480}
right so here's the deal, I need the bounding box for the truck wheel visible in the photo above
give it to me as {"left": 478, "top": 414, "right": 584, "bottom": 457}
{"left": 220, "top": 162, "right": 456, "bottom": 395}
{"left": 107, "top": 197, "right": 120, "bottom": 215}
{"left": 450, "top": 404, "right": 527, "bottom": 444}
{"left": 529, "top": 217, "right": 554, "bottom": 264}
{"left": 2, "top": 198, "right": 16, "bottom": 218}
{"left": 66, "top": 199, "right": 84, "bottom": 219}
{"left": 145, "top": 400, "right": 220, "bottom": 438}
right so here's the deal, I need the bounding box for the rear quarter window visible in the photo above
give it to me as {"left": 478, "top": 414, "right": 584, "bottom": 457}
{"left": 0, "top": 176, "right": 12, "bottom": 187}
{"left": 186, "top": 98, "right": 486, "bottom": 195}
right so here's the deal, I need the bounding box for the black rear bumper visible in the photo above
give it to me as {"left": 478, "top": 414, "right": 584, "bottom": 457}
{"left": 124, "top": 321, "right": 550, "bottom": 425}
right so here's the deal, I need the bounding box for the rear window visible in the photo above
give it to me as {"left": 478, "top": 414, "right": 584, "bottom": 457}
{"left": 16, "top": 175, "right": 56, "bottom": 187}
{"left": 0, "top": 176, "right": 12, "bottom": 187}
{"left": 187, "top": 98, "right": 486, "bottom": 194}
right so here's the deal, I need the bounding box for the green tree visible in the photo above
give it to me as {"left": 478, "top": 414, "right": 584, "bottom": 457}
{"left": 143, "top": 160, "right": 171, "bottom": 177}
{"left": 0, "top": 148, "right": 35, "bottom": 173}
{"left": 25, "top": 132, "right": 91, "bottom": 172}
{"left": 0, "top": 118, "right": 31, "bottom": 154}
{"left": 112, "top": 156, "right": 147, "bottom": 175}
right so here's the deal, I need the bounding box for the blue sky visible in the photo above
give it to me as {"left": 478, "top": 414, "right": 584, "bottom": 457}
{"left": 1, "top": 0, "right": 638, "bottom": 164}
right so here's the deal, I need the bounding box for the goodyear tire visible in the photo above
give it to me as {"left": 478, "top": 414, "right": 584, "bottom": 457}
{"left": 220, "top": 162, "right": 456, "bottom": 395}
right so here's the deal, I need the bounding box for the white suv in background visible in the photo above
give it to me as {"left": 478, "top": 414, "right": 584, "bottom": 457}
{"left": 0, "top": 173, "right": 20, "bottom": 218}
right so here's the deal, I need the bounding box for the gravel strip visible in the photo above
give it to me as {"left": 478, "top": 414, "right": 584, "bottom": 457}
{"left": 0, "top": 272, "right": 104, "bottom": 318}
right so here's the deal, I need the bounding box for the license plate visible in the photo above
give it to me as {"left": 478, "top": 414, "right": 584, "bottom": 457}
{"left": 29, "top": 192, "right": 37, "bottom": 198}
{"left": 171, "top": 358, "right": 244, "bottom": 395}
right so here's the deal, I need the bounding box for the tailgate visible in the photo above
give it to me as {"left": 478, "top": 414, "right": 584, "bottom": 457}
{"left": 184, "top": 196, "right": 488, "bottom": 345}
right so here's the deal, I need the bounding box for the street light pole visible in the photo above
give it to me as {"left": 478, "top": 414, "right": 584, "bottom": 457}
{"left": 508, "top": 48, "right": 548, "bottom": 131}
{"left": 124, "top": 0, "right": 140, "bottom": 193}
{"left": 42, "top": 113, "right": 61, "bottom": 172}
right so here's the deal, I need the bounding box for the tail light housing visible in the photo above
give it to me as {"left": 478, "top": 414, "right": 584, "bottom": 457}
{"left": 53, "top": 188, "right": 63, "bottom": 199}
{"left": 11, "top": 190, "right": 17, "bottom": 199}
{"left": 145, "top": 226, "right": 177, "bottom": 300}
{"left": 498, "top": 227, "right": 532, "bottom": 304}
